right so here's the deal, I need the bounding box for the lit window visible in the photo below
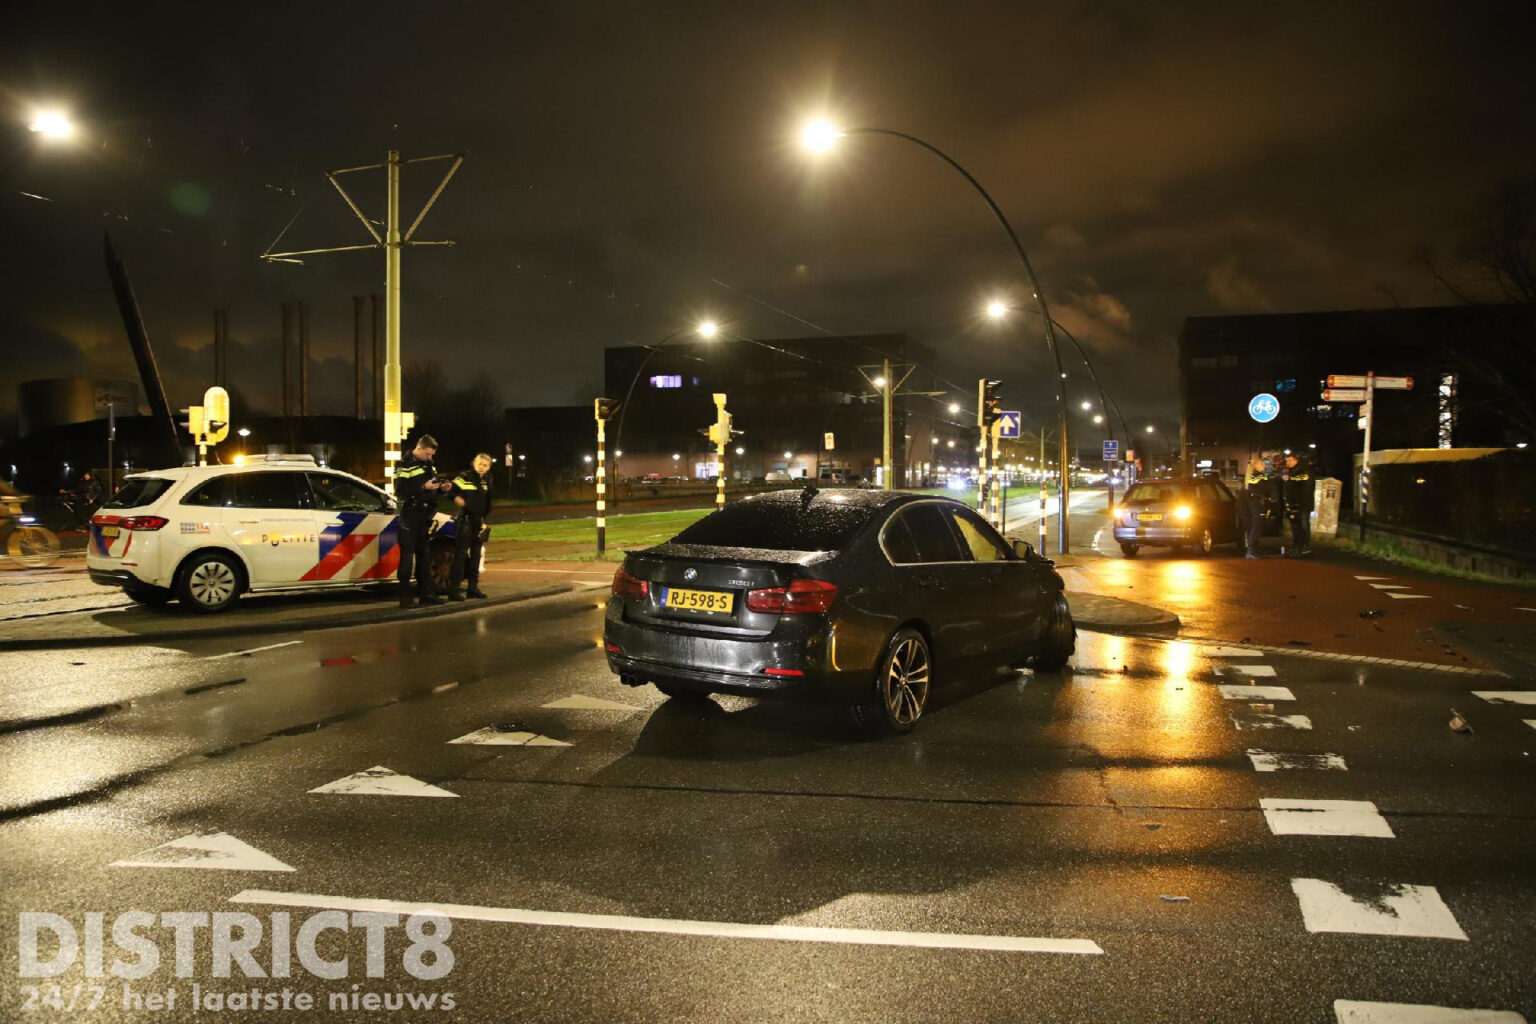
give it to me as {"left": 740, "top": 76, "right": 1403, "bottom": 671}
{"left": 649, "top": 375, "right": 681, "bottom": 389}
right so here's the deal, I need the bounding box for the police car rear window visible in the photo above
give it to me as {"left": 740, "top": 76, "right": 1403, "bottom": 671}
{"left": 104, "top": 478, "right": 174, "bottom": 509}
{"left": 1123, "top": 483, "right": 1185, "bottom": 505}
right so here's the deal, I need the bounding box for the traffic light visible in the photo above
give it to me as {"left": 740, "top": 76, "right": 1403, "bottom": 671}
{"left": 203, "top": 386, "right": 230, "bottom": 443}
{"left": 982, "top": 379, "right": 1003, "bottom": 428}
{"left": 594, "top": 397, "right": 620, "bottom": 421}
{"left": 178, "top": 405, "right": 206, "bottom": 438}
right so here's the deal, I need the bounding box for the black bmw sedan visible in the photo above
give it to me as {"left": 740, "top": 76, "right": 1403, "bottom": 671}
{"left": 603, "top": 488, "right": 1075, "bottom": 733}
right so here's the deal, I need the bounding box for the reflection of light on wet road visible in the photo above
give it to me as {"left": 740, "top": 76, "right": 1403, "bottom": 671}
{"left": 1155, "top": 640, "right": 1197, "bottom": 731}
{"left": 1157, "top": 560, "right": 1204, "bottom": 606}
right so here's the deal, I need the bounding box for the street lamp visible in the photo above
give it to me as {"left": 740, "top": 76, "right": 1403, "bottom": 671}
{"left": 28, "top": 110, "right": 75, "bottom": 140}
{"left": 806, "top": 120, "right": 1073, "bottom": 553}
{"left": 948, "top": 402, "right": 961, "bottom": 414}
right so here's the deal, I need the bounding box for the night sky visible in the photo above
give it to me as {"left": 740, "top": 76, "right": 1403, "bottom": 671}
{"left": 3, "top": 1, "right": 1533, "bottom": 433}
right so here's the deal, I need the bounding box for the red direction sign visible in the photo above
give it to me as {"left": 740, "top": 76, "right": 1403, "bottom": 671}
{"left": 1325, "top": 374, "right": 1414, "bottom": 391}
{"left": 1374, "top": 376, "right": 1413, "bottom": 390}
{"left": 1326, "top": 374, "right": 1367, "bottom": 389}
{"left": 1322, "top": 388, "right": 1367, "bottom": 402}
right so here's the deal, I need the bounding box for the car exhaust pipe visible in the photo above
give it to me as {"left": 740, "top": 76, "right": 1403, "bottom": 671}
{"left": 619, "top": 673, "right": 642, "bottom": 688}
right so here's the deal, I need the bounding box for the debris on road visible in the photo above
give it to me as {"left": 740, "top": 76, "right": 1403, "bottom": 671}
{"left": 1448, "top": 709, "right": 1474, "bottom": 734}
{"left": 1359, "top": 610, "right": 1384, "bottom": 619}
{"left": 1158, "top": 894, "right": 1191, "bottom": 903}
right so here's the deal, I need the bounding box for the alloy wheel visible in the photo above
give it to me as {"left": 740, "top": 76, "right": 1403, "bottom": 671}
{"left": 189, "top": 560, "right": 237, "bottom": 607}
{"left": 882, "top": 637, "right": 931, "bottom": 726}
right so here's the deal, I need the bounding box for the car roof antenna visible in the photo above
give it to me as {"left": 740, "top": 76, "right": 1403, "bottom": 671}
{"left": 799, "top": 482, "right": 819, "bottom": 510}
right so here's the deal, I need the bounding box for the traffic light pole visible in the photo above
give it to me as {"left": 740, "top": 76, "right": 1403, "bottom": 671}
{"left": 713, "top": 393, "right": 729, "bottom": 510}
{"left": 595, "top": 399, "right": 610, "bottom": 555}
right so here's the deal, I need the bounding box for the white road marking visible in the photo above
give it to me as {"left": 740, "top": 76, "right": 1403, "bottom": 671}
{"left": 1335, "top": 1001, "right": 1526, "bottom": 1023}
{"left": 1290, "top": 879, "right": 1467, "bottom": 940}
{"left": 204, "top": 640, "right": 303, "bottom": 660}
{"left": 1262, "top": 798, "right": 1393, "bottom": 837}
{"left": 1218, "top": 684, "right": 1296, "bottom": 701}
{"left": 111, "top": 831, "right": 295, "bottom": 872}
{"left": 309, "top": 766, "right": 458, "bottom": 797}
{"left": 1354, "top": 576, "right": 1392, "bottom": 581}
{"left": 1217, "top": 664, "right": 1278, "bottom": 677}
{"left": 1512, "top": 607, "right": 1536, "bottom": 612}
{"left": 228, "top": 889, "right": 1105, "bottom": 955}
{"left": 1387, "top": 593, "right": 1431, "bottom": 600}
{"left": 1230, "top": 713, "right": 1312, "bottom": 730}
{"left": 543, "top": 694, "right": 644, "bottom": 711}
{"left": 1194, "top": 645, "right": 1264, "bottom": 657}
{"left": 449, "top": 727, "right": 571, "bottom": 747}
{"left": 1368, "top": 584, "right": 1410, "bottom": 590}
{"left": 1246, "top": 750, "right": 1347, "bottom": 772}
{"left": 1525, "top": 720, "right": 1536, "bottom": 731}
{"left": 1474, "top": 691, "right": 1536, "bottom": 705}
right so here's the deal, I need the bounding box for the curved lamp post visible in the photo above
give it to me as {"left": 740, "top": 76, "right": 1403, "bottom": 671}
{"left": 803, "top": 120, "right": 1072, "bottom": 553}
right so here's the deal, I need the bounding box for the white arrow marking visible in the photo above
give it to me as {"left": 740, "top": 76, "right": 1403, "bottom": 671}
{"left": 1354, "top": 576, "right": 1392, "bottom": 581}
{"left": 1218, "top": 684, "right": 1295, "bottom": 701}
{"left": 449, "top": 727, "right": 571, "bottom": 747}
{"left": 1368, "top": 583, "right": 1410, "bottom": 590}
{"left": 1230, "top": 713, "right": 1312, "bottom": 730}
{"left": 1246, "top": 750, "right": 1347, "bottom": 772}
{"left": 1334, "top": 1000, "right": 1526, "bottom": 1023}
{"left": 1387, "top": 593, "right": 1431, "bottom": 600}
{"left": 1290, "top": 879, "right": 1466, "bottom": 939}
{"left": 1473, "top": 691, "right": 1536, "bottom": 705}
{"left": 111, "top": 831, "right": 295, "bottom": 872}
{"left": 1262, "top": 798, "right": 1393, "bottom": 837}
{"left": 228, "top": 889, "right": 1104, "bottom": 955}
{"left": 309, "top": 766, "right": 458, "bottom": 797}
{"left": 543, "top": 695, "right": 644, "bottom": 711}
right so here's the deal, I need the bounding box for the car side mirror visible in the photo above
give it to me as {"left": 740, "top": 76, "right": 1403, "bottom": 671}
{"left": 385, "top": 496, "right": 398, "bottom": 513}
{"left": 1012, "top": 539, "right": 1035, "bottom": 560}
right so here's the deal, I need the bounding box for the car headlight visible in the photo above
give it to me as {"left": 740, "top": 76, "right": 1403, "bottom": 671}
{"left": 1174, "top": 505, "right": 1192, "bottom": 521}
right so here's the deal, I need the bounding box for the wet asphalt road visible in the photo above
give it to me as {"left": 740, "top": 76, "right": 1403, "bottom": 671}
{"left": 1, "top": 587, "right": 1533, "bottom": 1023}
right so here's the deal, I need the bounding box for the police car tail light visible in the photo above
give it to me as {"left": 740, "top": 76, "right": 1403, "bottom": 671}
{"left": 746, "top": 578, "right": 838, "bottom": 615}
{"left": 119, "top": 515, "right": 170, "bottom": 531}
{"left": 1173, "top": 505, "right": 1193, "bottom": 521}
{"left": 611, "top": 567, "right": 648, "bottom": 600}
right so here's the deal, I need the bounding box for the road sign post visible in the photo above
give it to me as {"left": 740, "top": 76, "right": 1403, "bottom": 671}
{"left": 1324, "top": 373, "right": 1411, "bottom": 540}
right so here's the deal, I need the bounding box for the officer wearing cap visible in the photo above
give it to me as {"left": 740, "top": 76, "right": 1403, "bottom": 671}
{"left": 447, "top": 452, "right": 493, "bottom": 601}
{"left": 394, "top": 434, "right": 452, "bottom": 607}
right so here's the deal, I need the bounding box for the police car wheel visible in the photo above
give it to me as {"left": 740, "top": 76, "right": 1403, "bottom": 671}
{"left": 1119, "top": 542, "right": 1139, "bottom": 557}
{"left": 177, "top": 553, "right": 243, "bottom": 613}
{"left": 1195, "top": 529, "right": 1214, "bottom": 556}
{"left": 429, "top": 542, "right": 456, "bottom": 593}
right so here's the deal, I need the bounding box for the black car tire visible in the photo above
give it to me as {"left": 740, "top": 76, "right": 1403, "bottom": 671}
{"left": 852, "top": 628, "right": 931, "bottom": 735}
{"left": 429, "top": 541, "right": 456, "bottom": 593}
{"left": 1194, "top": 528, "right": 1214, "bottom": 557}
{"left": 124, "top": 582, "right": 172, "bottom": 606}
{"left": 176, "top": 552, "right": 243, "bottom": 613}
{"left": 1032, "top": 593, "right": 1076, "bottom": 672}
{"left": 655, "top": 682, "right": 710, "bottom": 701}
{"left": 1120, "top": 542, "right": 1139, "bottom": 557}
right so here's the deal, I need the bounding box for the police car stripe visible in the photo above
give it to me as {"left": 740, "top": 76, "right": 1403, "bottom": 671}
{"left": 301, "top": 532, "right": 377, "bottom": 582}
{"left": 317, "top": 512, "right": 369, "bottom": 561}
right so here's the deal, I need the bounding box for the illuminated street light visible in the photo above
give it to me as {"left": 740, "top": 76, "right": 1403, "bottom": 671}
{"left": 872, "top": 376, "right": 887, "bottom": 389}
{"left": 735, "top": 446, "right": 744, "bottom": 455}
{"left": 948, "top": 402, "right": 960, "bottom": 414}
{"left": 800, "top": 119, "right": 844, "bottom": 153}
{"left": 1093, "top": 414, "right": 1105, "bottom": 425}
{"left": 671, "top": 453, "right": 681, "bottom": 461}
{"left": 615, "top": 450, "right": 623, "bottom": 458}
{"left": 237, "top": 427, "right": 251, "bottom": 438}
{"left": 1145, "top": 425, "right": 1156, "bottom": 433}
{"left": 783, "top": 451, "right": 793, "bottom": 459}
{"left": 698, "top": 319, "right": 719, "bottom": 339}
{"left": 583, "top": 455, "right": 593, "bottom": 463}
{"left": 28, "top": 110, "right": 75, "bottom": 140}
{"left": 985, "top": 300, "right": 1008, "bottom": 320}
{"left": 1080, "top": 400, "right": 1092, "bottom": 412}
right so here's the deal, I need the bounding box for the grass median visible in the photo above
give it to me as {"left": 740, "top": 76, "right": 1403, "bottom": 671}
{"left": 485, "top": 507, "right": 713, "bottom": 562}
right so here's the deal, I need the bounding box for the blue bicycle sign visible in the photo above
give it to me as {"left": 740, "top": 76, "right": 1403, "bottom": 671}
{"left": 1248, "top": 393, "right": 1281, "bottom": 423}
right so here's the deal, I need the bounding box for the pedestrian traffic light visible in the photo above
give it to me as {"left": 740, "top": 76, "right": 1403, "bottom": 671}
{"left": 981, "top": 379, "right": 1003, "bottom": 428}
{"left": 594, "top": 397, "right": 620, "bottom": 421}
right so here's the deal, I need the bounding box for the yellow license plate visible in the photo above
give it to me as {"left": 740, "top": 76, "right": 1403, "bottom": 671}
{"left": 100, "top": 525, "right": 120, "bottom": 538}
{"left": 1137, "top": 513, "right": 1163, "bottom": 522}
{"left": 662, "top": 587, "right": 734, "bottom": 614}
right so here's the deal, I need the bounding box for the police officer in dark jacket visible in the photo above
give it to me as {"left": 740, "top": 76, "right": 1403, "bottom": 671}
{"left": 394, "top": 435, "right": 453, "bottom": 607}
{"left": 1280, "top": 451, "right": 1314, "bottom": 556}
{"left": 447, "top": 452, "right": 493, "bottom": 601}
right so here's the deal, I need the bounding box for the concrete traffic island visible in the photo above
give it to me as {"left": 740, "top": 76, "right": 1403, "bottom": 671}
{"left": 1064, "top": 590, "right": 1180, "bottom": 634}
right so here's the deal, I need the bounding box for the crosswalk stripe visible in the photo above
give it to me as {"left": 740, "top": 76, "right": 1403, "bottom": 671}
{"left": 1231, "top": 713, "right": 1312, "bottom": 730}
{"left": 1218, "top": 664, "right": 1278, "bottom": 677}
{"left": 1387, "top": 593, "right": 1431, "bottom": 600}
{"left": 1219, "top": 684, "right": 1295, "bottom": 701}
{"left": 1290, "top": 879, "right": 1467, "bottom": 940}
{"left": 1262, "top": 799, "right": 1393, "bottom": 837}
{"left": 1246, "top": 750, "right": 1347, "bottom": 772}
{"left": 1473, "top": 691, "right": 1536, "bottom": 705}
{"left": 309, "top": 766, "right": 458, "bottom": 797}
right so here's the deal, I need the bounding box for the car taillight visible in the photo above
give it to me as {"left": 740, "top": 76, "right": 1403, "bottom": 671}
{"left": 119, "top": 515, "right": 170, "bottom": 531}
{"left": 745, "top": 578, "right": 839, "bottom": 615}
{"left": 611, "top": 567, "right": 648, "bottom": 600}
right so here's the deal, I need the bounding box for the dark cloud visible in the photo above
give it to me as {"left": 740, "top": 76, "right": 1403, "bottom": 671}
{"left": 3, "top": 0, "right": 1533, "bottom": 434}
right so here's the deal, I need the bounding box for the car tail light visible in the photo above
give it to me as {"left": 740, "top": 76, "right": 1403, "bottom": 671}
{"left": 1173, "top": 505, "right": 1193, "bottom": 521}
{"left": 745, "top": 578, "right": 839, "bottom": 615}
{"left": 119, "top": 515, "right": 170, "bottom": 531}
{"left": 611, "top": 567, "right": 648, "bottom": 600}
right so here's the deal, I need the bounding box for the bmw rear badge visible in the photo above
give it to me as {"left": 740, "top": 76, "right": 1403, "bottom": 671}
{"left": 683, "top": 568, "right": 698, "bottom": 581}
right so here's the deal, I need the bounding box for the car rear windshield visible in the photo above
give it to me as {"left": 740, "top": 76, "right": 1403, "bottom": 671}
{"left": 1123, "top": 483, "right": 1187, "bottom": 505}
{"left": 670, "top": 498, "right": 876, "bottom": 552}
{"left": 103, "top": 477, "right": 175, "bottom": 509}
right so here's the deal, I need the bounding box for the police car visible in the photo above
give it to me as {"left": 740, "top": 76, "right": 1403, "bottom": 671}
{"left": 87, "top": 455, "right": 463, "bottom": 613}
